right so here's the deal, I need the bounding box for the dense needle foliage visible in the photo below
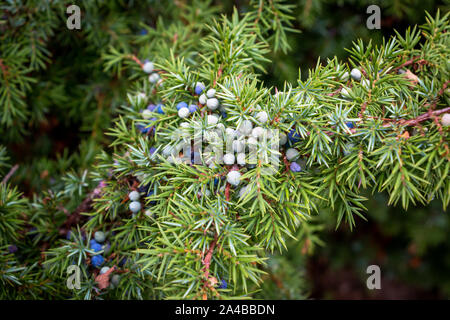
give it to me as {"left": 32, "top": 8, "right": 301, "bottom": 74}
{"left": 0, "top": 0, "right": 449, "bottom": 300}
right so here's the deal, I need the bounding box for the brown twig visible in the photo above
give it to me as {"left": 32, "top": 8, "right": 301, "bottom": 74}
{"left": 383, "top": 80, "right": 450, "bottom": 128}
{"left": 327, "top": 87, "right": 343, "bottom": 97}
{"left": 0, "top": 58, "right": 9, "bottom": 86}
{"left": 59, "top": 182, "right": 105, "bottom": 237}
{"left": 127, "top": 54, "right": 143, "bottom": 68}
{"left": 201, "top": 233, "right": 218, "bottom": 300}
{"left": 225, "top": 183, "right": 231, "bottom": 202}
{"left": 1, "top": 164, "right": 19, "bottom": 185}
{"left": 394, "top": 56, "right": 430, "bottom": 71}
{"left": 254, "top": 0, "right": 264, "bottom": 26}
{"left": 383, "top": 106, "right": 450, "bottom": 128}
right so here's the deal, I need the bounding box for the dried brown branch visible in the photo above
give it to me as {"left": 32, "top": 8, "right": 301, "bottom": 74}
{"left": 1, "top": 164, "right": 19, "bottom": 185}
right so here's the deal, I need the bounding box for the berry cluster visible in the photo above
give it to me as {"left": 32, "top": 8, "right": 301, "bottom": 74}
{"left": 340, "top": 68, "right": 372, "bottom": 98}
{"left": 128, "top": 190, "right": 142, "bottom": 215}
{"left": 86, "top": 231, "right": 122, "bottom": 289}
{"left": 130, "top": 79, "right": 308, "bottom": 211}
{"left": 127, "top": 184, "right": 155, "bottom": 219}
{"left": 142, "top": 59, "right": 160, "bottom": 84}
{"left": 90, "top": 231, "right": 110, "bottom": 268}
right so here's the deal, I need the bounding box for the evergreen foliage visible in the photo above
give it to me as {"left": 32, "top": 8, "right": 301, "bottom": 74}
{"left": 0, "top": 0, "right": 449, "bottom": 300}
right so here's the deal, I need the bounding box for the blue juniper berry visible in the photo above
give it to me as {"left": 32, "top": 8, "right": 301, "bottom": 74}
{"left": 188, "top": 104, "right": 198, "bottom": 113}
{"left": 194, "top": 82, "right": 205, "bottom": 95}
{"left": 90, "top": 242, "right": 103, "bottom": 252}
{"left": 290, "top": 162, "right": 301, "bottom": 172}
{"left": 91, "top": 255, "right": 104, "bottom": 268}
{"left": 176, "top": 102, "right": 188, "bottom": 110}
{"left": 288, "top": 128, "right": 301, "bottom": 143}
{"left": 218, "top": 280, "right": 227, "bottom": 289}
{"left": 156, "top": 104, "right": 164, "bottom": 114}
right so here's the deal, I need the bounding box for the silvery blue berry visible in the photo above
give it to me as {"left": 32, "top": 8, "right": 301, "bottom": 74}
{"left": 223, "top": 153, "right": 235, "bottom": 165}
{"left": 256, "top": 111, "right": 268, "bottom": 123}
{"left": 341, "top": 87, "right": 351, "bottom": 98}
{"left": 149, "top": 73, "right": 160, "bottom": 83}
{"left": 194, "top": 82, "right": 205, "bottom": 95}
{"left": 236, "top": 153, "right": 246, "bottom": 166}
{"left": 442, "top": 113, "right": 450, "bottom": 126}
{"left": 179, "top": 122, "right": 190, "bottom": 129}
{"left": 178, "top": 107, "right": 189, "bottom": 118}
{"left": 129, "top": 191, "right": 140, "bottom": 201}
{"left": 142, "top": 61, "right": 154, "bottom": 74}
{"left": 207, "top": 114, "right": 219, "bottom": 125}
{"left": 8, "top": 245, "right": 18, "bottom": 253}
{"left": 129, "top": 201, "right": 141, "bottom": 213}
{"left": 286, "top": 148, "right": 299, "bottom": 161}
{"left": 247, "top": 137, "right": 257, "bottom": 146}
{"left": 341, "top": 71, "right": 349, "bottom": 81}
{"left": 226, "top": 128, "right": 236, "bottom": 138}
{"left": 111, "top": 274, "right": 120, "bottom": 286}
{"left": 227, "top": 171, "right": 241, "bottom": 186}
{"left": 252, "top": 127, "right": 265, "bottom": 138}
{"left": 238, "top": 120, "right": 253, "bottom": 135}
{"left": 206, "top": 98, "right": 219, "bottom": 110}
{"left": 199, "top": 94, "right": 207, "bottom": 105}
{"left": 144, "top": 209, "right": 154, "bottom": 218}
{"left": 247, "top": 137, "right": 258, "bottom": 148}
{"left": 100, "top": 266, "right": 110, "bottom": 275}
{"left": 279, "top": 133, "right": 287, "bottom": 145}
{"left": 216, "top": 123, "right": 225, "bottom": 132}
{"left": 206, "top": 88, "right": 216, "bottom": 98}
{"left": 91, "top": 255, "right": 104, "bottom": 268}
{"left": 94, "top": 231, "right": 106, "bottom": 243}
{"left": 350, "top": 68, "right": 362, "bottom": 81}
